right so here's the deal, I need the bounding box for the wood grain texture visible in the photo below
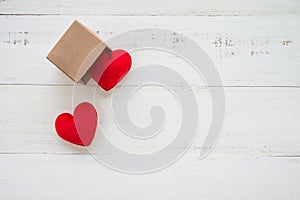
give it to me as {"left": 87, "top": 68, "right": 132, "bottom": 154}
{"left": 0, "top": 154, "right": 299, "bottom": 199}
{"left": 0, "top": 15, "right": 299, "bottom": 86}
{"left": 0, "top": 85, "right": 299, "bottom": 157}
{"left": 0, "top": 0, "right": 300, "bottom": 16}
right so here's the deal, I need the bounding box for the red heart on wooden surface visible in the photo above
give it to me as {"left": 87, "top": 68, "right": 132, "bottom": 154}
{"left": 89, "top": 49, "right": 132, "bottom": 91}
{"left": 55, "top": 102, "right": 98, "bottom": 146}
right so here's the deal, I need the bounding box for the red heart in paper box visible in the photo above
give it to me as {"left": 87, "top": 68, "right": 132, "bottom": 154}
{"left": 89, "top": 49, "right": 132, "bottom": 91}
{"left": 55, "top": 102, "right": 97, "bottom": 146}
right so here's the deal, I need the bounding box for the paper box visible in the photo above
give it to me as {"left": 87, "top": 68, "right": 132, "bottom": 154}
{"left": 47, "top": 20, "right": 108, "bottom": 83}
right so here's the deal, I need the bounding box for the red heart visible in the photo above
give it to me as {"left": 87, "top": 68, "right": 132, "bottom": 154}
{"left": 55, "top": 102, "right": 98, "bottom": 146}
{"left": 89, "top": 49, "right": 132, "bottom": 91}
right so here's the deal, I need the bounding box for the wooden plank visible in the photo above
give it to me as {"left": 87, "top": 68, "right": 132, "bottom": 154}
{"left": 0, "top": 85, "right": 299, "bottom": 156}
{"left": 0, "top": 15, "right": 299, "bottom": 86}
{"left": 0, "top": 154, "right": 299, "bottom": 199}
{"left": 0, "top": 0, "right": 300, "bottom": 16}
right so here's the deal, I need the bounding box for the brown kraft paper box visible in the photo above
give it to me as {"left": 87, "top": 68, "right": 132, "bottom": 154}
{"left": 47, "top": 20, "right": 109, "bottom": 83}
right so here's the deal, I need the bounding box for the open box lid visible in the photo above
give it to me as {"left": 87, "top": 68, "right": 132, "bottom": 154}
{"left": 47, "top": 20, "right": 107, "bottom": 83}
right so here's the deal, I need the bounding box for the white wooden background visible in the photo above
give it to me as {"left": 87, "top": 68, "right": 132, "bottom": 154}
{"left": 1, "top": 1, "right": 300, "bottom": 199}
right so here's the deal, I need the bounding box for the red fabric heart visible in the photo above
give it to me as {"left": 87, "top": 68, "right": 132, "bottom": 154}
{"left": 89, "top": 49, "right": 132, "bottom": 91}
{"left": 55, "top": 102, "right": 98, "bottom": 146}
